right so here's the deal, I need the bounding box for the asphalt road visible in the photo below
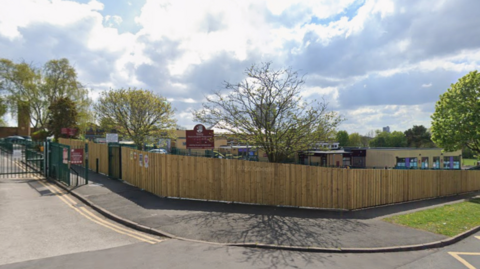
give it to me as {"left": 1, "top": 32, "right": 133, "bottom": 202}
{"left": 5, "top": 233, "right": 480, "bottom": 269}
{"left": 0, "top": 176, "right": 165, "bottom": 266}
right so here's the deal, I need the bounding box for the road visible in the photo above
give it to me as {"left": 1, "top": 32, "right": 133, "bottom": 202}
{"left": 0, "top": 176, "right": 165, "bottom": 266}
{"left": 2, "top": 176, "right": 480, "bottom": 268}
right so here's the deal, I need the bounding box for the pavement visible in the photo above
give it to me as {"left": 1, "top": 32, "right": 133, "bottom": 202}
{"left": 54, "top": 166, "right": 480, "bottom": 252}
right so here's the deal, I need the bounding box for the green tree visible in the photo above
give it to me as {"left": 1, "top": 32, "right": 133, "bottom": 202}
{"left": 336, "top": 130, "right": 349, "bottom": 147}
{"left": 94, "top": 88, "right": 176, "bottom": 150}
{"left": 370, "top": 130, "right": 388, "bottom": 147}
{"left": 431, "top": 71, "right": 480, "bottom": 155}
{"left": 404, "top": 125, "right": 434, "bottom": 148}
{"left": 193, "top": 63, "right": 343, "bottom": 163}
{"left": 348, "top": 132, "right": 362, "bottom": 147}
{"left": 46, "top": 97, "right": 79, "bottom": 141}
{"left": 370, "top": 130, "right": 407, "bottom": 147}
{"left": 388, "top": 131, "right": 407, "bottom": 147}
{"left": 0, "top": 58, "right": 91, "bottom": 129}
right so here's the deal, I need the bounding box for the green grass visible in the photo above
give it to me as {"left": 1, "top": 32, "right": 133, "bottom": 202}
{"left": 383, "top": 198, "right": 480, "bottom": 237}
{"left": 462, "top": 158, "right": 479, "bottom": 166}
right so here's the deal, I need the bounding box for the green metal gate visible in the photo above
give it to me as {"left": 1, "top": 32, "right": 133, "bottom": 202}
{"left": 48, "top": 142, "right": 71, "bottom": 185}
{"left": 108, "top": 143, "right": 122, "bottom": 180}
{"left": 0, "top": 140, "right": 44, "bottom": 178}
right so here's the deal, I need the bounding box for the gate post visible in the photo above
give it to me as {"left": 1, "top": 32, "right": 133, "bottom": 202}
{"left": 85, "top": 142, "right": 89, "bottom": 184}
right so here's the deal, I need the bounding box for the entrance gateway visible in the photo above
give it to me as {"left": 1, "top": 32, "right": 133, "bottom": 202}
{"left": 0, "top": 140, "right": 44, "bottom": 178}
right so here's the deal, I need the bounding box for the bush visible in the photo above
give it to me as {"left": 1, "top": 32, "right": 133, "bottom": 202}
{"left": 31, "top": 130, "right": 49, "bottom": 141}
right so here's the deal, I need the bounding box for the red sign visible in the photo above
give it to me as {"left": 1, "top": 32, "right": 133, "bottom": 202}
{"left": 68, "top": 128, "right": 77, "bottom": 137}
{"left": 61, "top": 128, "right": 77, "bottom": 137}
{"left": 70, "top": 149, "right": 84, "bottom": 164}
{"left": 186, "top": 124, "right": 214, "bottom": 149}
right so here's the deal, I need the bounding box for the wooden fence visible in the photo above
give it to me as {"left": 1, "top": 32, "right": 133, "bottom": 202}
{"left": 59, "top": 139, "right": 108, "bottom": 175}
{"left": 59, "top": 139, "right": 480, "bottom": 210}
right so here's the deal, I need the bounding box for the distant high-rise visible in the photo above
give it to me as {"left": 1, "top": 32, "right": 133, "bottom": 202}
{"left": 383, "top": 126, "right": 391, "bottom": 133}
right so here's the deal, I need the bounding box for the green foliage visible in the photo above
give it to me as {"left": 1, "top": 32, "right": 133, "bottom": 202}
{"left": 404, "top": 125, "right": 435, "bottom": 148}
{"left": 369, "top": 130, "right": 407, "bottom": 147}
{"left": 0, "top": 58, "right": 91, "bottom": 130}
{"left": 193, "top": 63, "right": 344, "bottom": 163}
{"left": 431, "top": 71, "right": 480, "bottom": 156}
{"left": 336, "top": 130, "right": 349, "bottom": 147}
{"left": 47, "top": 97, "right": 79, "bottom": 141}
{"left": 348, "top": 132, "right": 362, "bottom": 147}
{"left": 94, "top": 88, "right": 176, "bottom": 150}
{"left": 31, "top": 129, "right": 49, "bottom": 141}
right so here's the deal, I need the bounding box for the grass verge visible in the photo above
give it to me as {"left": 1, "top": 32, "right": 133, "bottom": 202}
{"left": 383, "top": 198, "right": 480, "bottom": 237}
{"left": 463, "top": 158, "right": 479, "bottom": 166}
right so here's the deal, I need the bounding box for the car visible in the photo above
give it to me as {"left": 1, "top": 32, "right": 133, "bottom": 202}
{"left": 3, "top": 136, "right": 26, "bottom": 143}
{"left": 149, "top": 149, "right": 168, "bottom": 154}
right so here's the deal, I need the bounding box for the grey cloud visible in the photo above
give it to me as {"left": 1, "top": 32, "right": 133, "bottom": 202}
{"left": 337, "top": 69, "right": 464, "bottom": 109}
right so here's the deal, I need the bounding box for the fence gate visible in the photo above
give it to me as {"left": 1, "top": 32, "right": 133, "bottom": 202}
{"left": 0, "top": 140, "right": 44, "bottom": 178}
{"left": 48, "top": 142, "right": 71, "bottom": 185}
{"left": 108, "top": 143, "right": 122, "bottom": 180}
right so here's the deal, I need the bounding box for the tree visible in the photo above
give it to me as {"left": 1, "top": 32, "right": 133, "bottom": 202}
{"left": 47, "top": 97, "right": 79, "bottom": 141}
{"left": 94, "top": 88, "right": 176, "bottom": 150}
{"left": 0, "top": 58, "right": 91, "bottom": 129}
{"left": 431, "top": 71, "right": 480, "bottom": 155}
{"left": 336, "top": 130, "right": 349, "bottom": 147}
{"left": 388, "top": 131, "right": 407, "bottom": 147}
{"left": 404, "top": 125, "right": 435, "bottom": 148}
{"left": 348, "top": 132, "right": 362, "bottom": 147}
{"left": 193, "top": 63, "right": 343, "bottom": 163}
{"left": 370, "top": 130, "right": 407, "bottom": 147}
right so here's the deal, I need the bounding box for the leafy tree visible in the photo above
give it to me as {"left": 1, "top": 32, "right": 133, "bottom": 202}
{"left": 369, "top": 130, "right": 407, "bottom": 147}
{"left": 388, "top": 131, "right": 407, "bottom": 147}
{"left": 0, "top": 58, "right": 91, "bottom": 129}
{"left": 193, "top": 63, "right": 343, "bottom": 163}
{"left": 47, "top": 97, "right": 79, "bottom": 141}
{"left": 348, "top": 132, "right": 362, "bottom": 147}
{"left": 336, "top": 130, "right": 349, "bottom": 147}
{"left": 431, "top": 71, "right": 480, "bottom": 155}
{"left": 94, "top": 88, "right": 176, "bottom": 150}
{"left": 370, "top": 130, "right": 388, "bottom": 147}
{"left": 404, "top": 125, "right": 435, "bottom": 148}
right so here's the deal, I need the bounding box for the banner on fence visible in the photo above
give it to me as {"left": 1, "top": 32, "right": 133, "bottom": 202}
{"left": 12, "top": 149, "right": 21, "bottom": 160}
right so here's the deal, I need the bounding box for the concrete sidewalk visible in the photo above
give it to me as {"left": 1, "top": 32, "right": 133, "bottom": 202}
{"left": 61, "top": 167, "right": 480, "bottom": 250}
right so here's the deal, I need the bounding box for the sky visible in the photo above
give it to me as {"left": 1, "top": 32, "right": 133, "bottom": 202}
{"left": 1, "top": 0, "right": 479, "bottom": 135}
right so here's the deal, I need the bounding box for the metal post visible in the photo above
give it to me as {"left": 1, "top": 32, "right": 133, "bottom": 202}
{"left": 85, "top": 142, "right": 89, "bottom": 184}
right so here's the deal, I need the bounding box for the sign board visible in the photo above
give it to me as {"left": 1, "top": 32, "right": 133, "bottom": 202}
{"left": 12, "top": 149, "right": 21, "bottom": 160}
{"left": 186, "top": 124, "right": 214, "bottom": 149}
{"left": 68, "top": 128, "right": 77, "bottom": 137}
{"left": 144, "top": 154, "right": 149, "bottom": 168}
{"left": 63, "top": 148, "right": 68, "bottom": 164}
{"left": 61, "top": 128, "right": 77, "bottom": 137}
{"left": 139, "top": 154, "right": 143, "bottom": 167}
{"left": 70, "top": 149, "right": 84, "bottom": 164}
{"left": 106, "top": 133, "right": 119, "bottom": 143}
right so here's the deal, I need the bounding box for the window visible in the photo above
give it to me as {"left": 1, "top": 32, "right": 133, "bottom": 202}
{"left": 433, "top": 157, "right": 440, "bottom": 169}
{"left": 397, "top": 157, "right": 417, "bottom": 169}
{"left": 421, "top": 157, "right": 429, "bottom": 169}
{"left": 343, "top": 157, "right": 351, "bottom": 166}
{"left": 444, "top": 156, "right": 461, "bottom": 169}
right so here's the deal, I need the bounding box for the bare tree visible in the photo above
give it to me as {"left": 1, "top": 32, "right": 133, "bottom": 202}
{"left": 193, "top": 63, "right": 343, "bottom": 163}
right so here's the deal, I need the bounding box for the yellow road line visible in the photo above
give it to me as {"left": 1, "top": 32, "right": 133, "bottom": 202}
{"left": 35, "top": 177, "right": 163, "bottom": 244}
{"left": 448, "top": 252, "right": 480, "bottom": 269}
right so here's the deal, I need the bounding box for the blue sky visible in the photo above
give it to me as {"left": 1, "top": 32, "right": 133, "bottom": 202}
{"left": 1, "top": 0, "right": 479, "bottom": 135}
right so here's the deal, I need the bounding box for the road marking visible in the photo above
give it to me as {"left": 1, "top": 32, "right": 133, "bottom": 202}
{"left": 8, "top": 160, "right": 165, "bottom": 244}
{"left": 26, "top": 173, "right": 165, "bottom": 244}
{"left": 449, "top": 252, "right": 480, "bottom": 269}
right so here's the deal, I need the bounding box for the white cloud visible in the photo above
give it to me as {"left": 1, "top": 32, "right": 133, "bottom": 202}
{"left": 422, "top": 83, "right": 432, "bottom": 88}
